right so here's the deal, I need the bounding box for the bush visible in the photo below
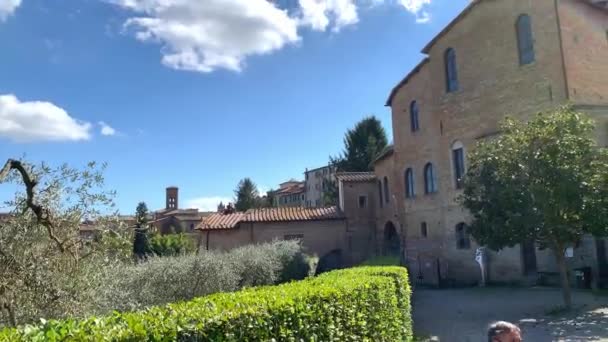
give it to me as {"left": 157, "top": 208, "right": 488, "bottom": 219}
{"left": 92, "top": 240, "right": 311, "bottom": 314}
{"left": 361, "top": 255, "right": 401, "bottom": 266}
{"left": 0, "top": 267, "right": 412, "bottom": 341}
{"left": 149, "top": 233, "right": 196, "bottom": 256}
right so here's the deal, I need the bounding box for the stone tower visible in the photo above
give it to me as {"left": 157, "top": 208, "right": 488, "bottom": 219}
{"left": 166, "top": 186, "right": 178, "bottom": 210}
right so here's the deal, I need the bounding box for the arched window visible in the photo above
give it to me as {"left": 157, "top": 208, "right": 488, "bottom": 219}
{"left": 445, "top": 48, "right": 459, "bottom": 92}
{"left": 421, "top": 222, "right": 428, "bottom": 238}
{"left": 517, "top": 14, "right": 535, "bottom": 65}
{"left": 405, "top": 168, "right": 415, "bottom": 198}
{"left": 383, "top": 177, "right": 390, "bottom": 204}
{"left": 424, "top": 163, "right": 437, "bottom": 194}
{"left": 456, "top": 223, "right": 471, "bottom": 249}
{"left": 378, "top": 181, "right": 384, "bottom": 208}
{"left": 410, "top": 101, "right": 420, "bottom": 132}
{"left": 452, "top": 141, "right": 466, "bottom": 189}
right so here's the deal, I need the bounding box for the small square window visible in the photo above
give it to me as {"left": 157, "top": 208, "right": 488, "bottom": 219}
{"left": 358, "top": 196, "right": 367, "bottom": 209}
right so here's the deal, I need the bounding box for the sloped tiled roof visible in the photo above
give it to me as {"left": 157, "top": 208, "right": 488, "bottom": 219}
{"left": 197, "top": 206, "right": 344, "bottom": 231}
{"left": 336, "top": 172, "right": 377, "bottom": 183}
{"left": 198, "top": 212, "right": 248, "bottom": 230}
{"left": 244, "top": 206, "right": 343, "bottom": 223}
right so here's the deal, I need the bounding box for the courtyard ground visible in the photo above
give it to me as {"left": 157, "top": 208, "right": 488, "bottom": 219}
{"left": 413, "top": 287, "right": 608, "bottom": 341}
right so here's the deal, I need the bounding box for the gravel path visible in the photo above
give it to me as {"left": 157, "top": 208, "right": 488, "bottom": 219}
{"left": 413, "top": 287, "right": 608, "bottom": 341}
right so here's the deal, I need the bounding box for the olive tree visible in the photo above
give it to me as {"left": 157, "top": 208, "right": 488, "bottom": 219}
{"left": 0, "top": 159, "right": 129, "bottom": 326}
{"left": 461, "top": 106, "right": 608, "bottom": 309}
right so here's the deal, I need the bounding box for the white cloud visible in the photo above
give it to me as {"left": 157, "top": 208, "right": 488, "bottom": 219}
{"left": 298, "top": 0, "right": 358, "bottom": 32}
{"left": 98, "top": 121, "right": 116, "bottom": 136}
{"left": 398, "top": 0, "right": 432, "bottom": 23}
{"left": 0, "top": 0, "right": 21, "bottom": 21}
{"left": 186, "top": 196, "right": 232, "bottom": 212}
{"left": 0, "top": 94, "right": 92, "bottom": 143}
{"left": 110, "top": 0, "right": 300, "bottom": 73}
{"left": 109, "top": 0, "right": 432, "bottom": 73}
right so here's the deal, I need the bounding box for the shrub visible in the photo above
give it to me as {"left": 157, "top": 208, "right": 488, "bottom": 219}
{"left": 92, "top": 240, "right": 310, "bottom": 314}
{"left": 361, "top": 255, "right": 401, "bottom": 266}
{"left": 0, "top": 267, "right": 412, "bottom": 341}
{"left": 149, "top": 233, "right": 196, "bottom": 256}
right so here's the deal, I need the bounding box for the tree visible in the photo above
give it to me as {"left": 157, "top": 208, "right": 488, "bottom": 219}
{"left": 217, "top": 202, "right": 226, "bottom": 213}
{"left": 461, "top": 106, "right": 608, "bottom": 309}
{"left": 322, "top": 178, "right": 339, "bottom": 206}
{"left": 133, "top": 202, "right": 151, "bottom": 260}
{"left": 0, "top": 159, "right": 128, "bottom": 326}
{"left": 135, "top": 202, "right": 149, "bottom": 228}
{"left": 332, "top": 116, "right": 389, "bottom": 172}
{"left": 234, "top": 178, "right": 260, "bottom": 212}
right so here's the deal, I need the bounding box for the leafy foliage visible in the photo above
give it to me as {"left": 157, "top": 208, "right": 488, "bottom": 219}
{"left": 461, "top": 106, "right": 608, "bottom": 308}
{"left": 0, "top": 159, "right": 129, "bottom": 327}
{"left": 332, "top": 116, "right": 389, "bottom": 172}
{"left": 135, "top": 202, "right": 149, "bottom": 228}
{"left": 234, "top": 178, "right": 259, "bottom": 212}
{"left": 149, "top": 233, "right": 195, "bottom": 257}
{"left": 0, "top": 267, "right": 413, "bottom": 342}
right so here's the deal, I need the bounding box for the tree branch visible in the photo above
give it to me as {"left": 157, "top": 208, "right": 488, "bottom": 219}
{"left": 1, "top": 159, "right": 66, "bottom": 254}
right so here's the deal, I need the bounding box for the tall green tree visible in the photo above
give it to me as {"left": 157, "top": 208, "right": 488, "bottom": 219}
{"left": 461, "top": 106, "right": 608, "bottom": 309}
{"left": 234, "top": 178, "right": 260, "bottom": 212}
{"left": 133, "top": 202, "right": 152, "bottom": 260}
{"left": 332, "top": 116, "right": 389, "bottom": 172}
{"left": 135, "top": 202, "right": 149, "bottom": 228}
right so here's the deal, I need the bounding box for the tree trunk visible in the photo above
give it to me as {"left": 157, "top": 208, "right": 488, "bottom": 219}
{"left": 554, "top": 247, "right": 572, "bottom": 310}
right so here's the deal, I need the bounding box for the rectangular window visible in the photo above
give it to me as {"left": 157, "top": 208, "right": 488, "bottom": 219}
{"left": 358, "top": 196, "right": 367, "bottom": 209}
{"left": 453, "top": 148, "right": 465, "bottom": 189}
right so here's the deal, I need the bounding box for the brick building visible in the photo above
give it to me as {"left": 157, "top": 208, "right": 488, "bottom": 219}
{"left": 367, "top": 0, "right": 608, "bottom": 287}
{"left": 197, "top": 205, "right": 375, "bottom": 265}
{"left": 149, "top": 187, "right": 212, "bottom": 234}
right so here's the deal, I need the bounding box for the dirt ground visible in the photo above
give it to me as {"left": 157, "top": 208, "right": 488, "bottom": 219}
{"left": 413, "top": 287, "right": 608, "bottom": 341}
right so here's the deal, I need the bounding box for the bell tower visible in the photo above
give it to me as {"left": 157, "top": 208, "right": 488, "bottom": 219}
{"left": 166, "top": 186, "right": 178, "bottom": 210}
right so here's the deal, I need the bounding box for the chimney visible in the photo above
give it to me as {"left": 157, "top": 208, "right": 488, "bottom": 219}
{"left": 166, "top": 186, "right": 178, "bottom": 210}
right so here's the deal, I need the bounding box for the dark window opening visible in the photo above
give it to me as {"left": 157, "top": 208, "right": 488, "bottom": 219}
{"left": 517, "top": 14, "right": 535, "bottom": 65}
{"left": 358, "top": 195, "right": 367, "bottom": 209}
{"left": 456, "top": 223, "right": 471, "bottom": 249}
{"left": 452, "top": 147, "right": 465, "bottom": 189}
{"left": 421, "top": 222, "right": 428, "bottom": 238}
{"left": 410, "top": 101, "right": 420, "bottom": 132}
{"left": 405, "top": 168, "right": 415, "bottom": 198}
{"left": 445, "top": 48, "right": 459, "bottom": 92}
{"left": 424, "top": 163, "right": 437, "bottom": 194}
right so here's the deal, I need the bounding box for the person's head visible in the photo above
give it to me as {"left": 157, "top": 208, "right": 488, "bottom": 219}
{"left": 488, "top": 321, "right": 522, "bottom": 342}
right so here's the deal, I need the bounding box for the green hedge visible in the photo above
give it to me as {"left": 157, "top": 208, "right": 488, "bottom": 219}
{"left": 0, "top": 266, "right": 412, "bottom": 342}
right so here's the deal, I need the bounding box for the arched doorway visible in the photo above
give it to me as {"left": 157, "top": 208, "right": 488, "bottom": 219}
{"left": 383, "top": 221, "right": 400, "bottom": 256}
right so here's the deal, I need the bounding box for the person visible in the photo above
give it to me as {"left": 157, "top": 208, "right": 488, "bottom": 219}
{"left": 487, "top": 321, "right": 522, "bottom": 342}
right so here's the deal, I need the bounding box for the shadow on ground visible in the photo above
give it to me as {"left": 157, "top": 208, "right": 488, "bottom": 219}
{"left": 413, "top": 287, "right": 608, "bottom": 342}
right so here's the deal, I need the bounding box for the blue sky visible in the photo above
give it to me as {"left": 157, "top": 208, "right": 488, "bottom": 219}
{"left": 0, "top": 0, "right": 468, "bottom": 213}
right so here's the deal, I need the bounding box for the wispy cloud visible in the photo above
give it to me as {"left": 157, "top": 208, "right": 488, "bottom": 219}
{"left": 98, "top": 121, "right": 116, "bottom": 136}
{"left": 0, "top": 0, "right": 21, "bottom": 21}
{"left": 0, "top": 94, "right": 91, "bottom": 143}
{"left": 398, "top": 0, "right": 432, "bottom": 23}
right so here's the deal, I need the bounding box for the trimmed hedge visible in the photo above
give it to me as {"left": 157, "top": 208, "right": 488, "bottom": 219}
{"left": 0, "top": 266, "right": 412, "bottom": 342}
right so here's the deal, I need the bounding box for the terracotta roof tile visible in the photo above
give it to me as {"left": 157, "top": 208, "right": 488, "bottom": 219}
{"left": 336, "top": 172, "right": 377, "bottom": 182}
{"left": 198, "top": 212, "right": 247, "bottom": 230}
{"left": 197, "top": 206, "right": 344, "bottom": 231}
